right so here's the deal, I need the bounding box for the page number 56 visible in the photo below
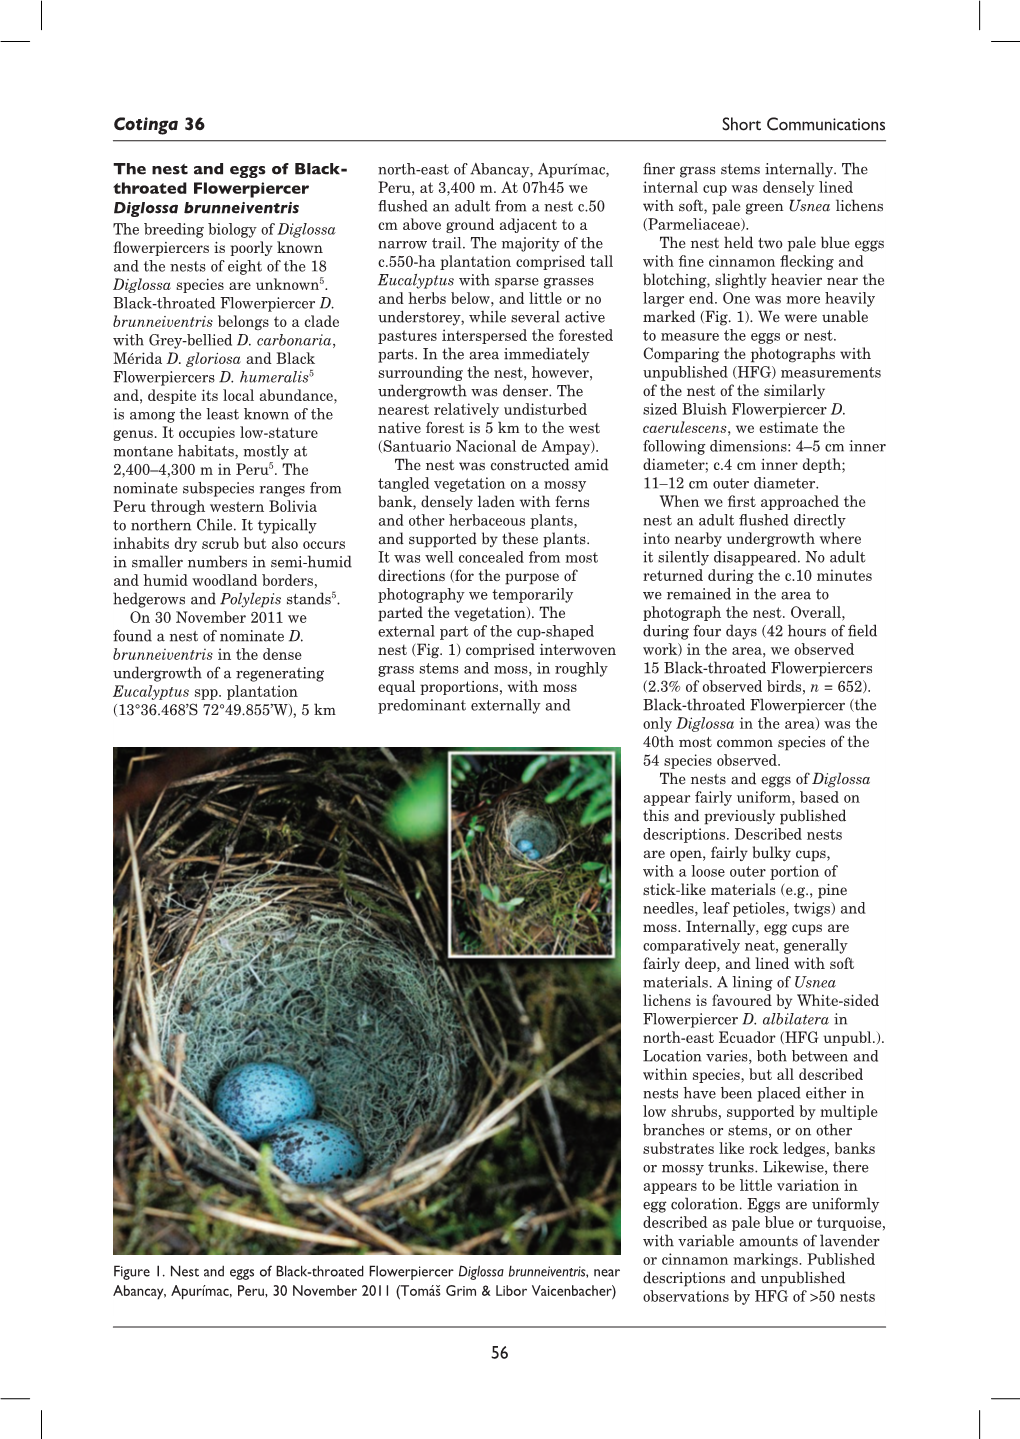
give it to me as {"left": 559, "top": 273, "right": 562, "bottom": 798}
{"left": 491, "top": 1345, "right": 509, "bottom": 1359}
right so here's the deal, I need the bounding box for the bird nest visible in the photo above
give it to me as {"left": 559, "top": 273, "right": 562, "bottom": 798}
{"left": 451, "top": 762, "right": 616, "bottom": 957}
{"left": 153, "top": 884, "right": 463, "bottom": 1178}
{"left": 501, "top": 803, "right": 564, "bottom": 865}
{"left": 114, "top": 748, "right": 620, "bottom": 1255}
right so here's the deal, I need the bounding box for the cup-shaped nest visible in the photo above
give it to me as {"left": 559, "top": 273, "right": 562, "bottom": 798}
{"left": 505, "top": 805, "right": 561, "bottom": 864}
{"left": 154, "top": 884, "right": 465, "bottom": 1181}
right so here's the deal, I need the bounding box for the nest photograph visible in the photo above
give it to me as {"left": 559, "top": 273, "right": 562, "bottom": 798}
{"left": 114, "top": 747, "right": 620, "bottom": 1256}
{"left": 450, "top": 750, "right": 617, "bottom": 958}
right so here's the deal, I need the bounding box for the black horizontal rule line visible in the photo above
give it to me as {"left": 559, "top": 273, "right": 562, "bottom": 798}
{"left": 110, "top": 137, "right": 888, "bottom": 143}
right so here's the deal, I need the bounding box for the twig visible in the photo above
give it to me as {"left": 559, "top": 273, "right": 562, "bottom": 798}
{"left": 114, "top": 749, "right": 239, "bottom": 823}
{"left": 498, "top": 963, "right": 569, "bottom": 1177}
{"left": 198, "top": 1207, "right": 363, "bottom": 1250}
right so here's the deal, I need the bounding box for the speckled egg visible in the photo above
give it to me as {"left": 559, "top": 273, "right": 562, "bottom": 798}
{"left": 212, "top": 1063, "right": 316, "bottom": 1142}
{"left": 267, "top": 1119, "right": 366, "bottom": 1186}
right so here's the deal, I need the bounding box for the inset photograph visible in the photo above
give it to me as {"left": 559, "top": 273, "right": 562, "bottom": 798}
{"left": 114, "top": 748, "right": 620, "bottom": 1255}
{"left": 450, "top": 750, "right": 617, "bottom": 958}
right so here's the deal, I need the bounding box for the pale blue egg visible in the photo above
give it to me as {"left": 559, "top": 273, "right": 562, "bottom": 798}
{"left": 268, "top": 1119, "right": 366, "bottom": 1185}
{"left": 213, "top": 1062, "right": 315, "bottom": 1142}
{"left": 531, "top": 850, "right": 543, "bottom": 861}
{"left": 516, "top": 840, "right": 531, "bottom": 853}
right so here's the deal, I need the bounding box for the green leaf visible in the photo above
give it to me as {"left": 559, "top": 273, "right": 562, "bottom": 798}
{"left": 385, "top": 761, "right": 447, "bottom": 841}
{"left": 504, "top": 896, "right": 525, "bottom": 908}
{"left": 580, "top": 797, "right": 613, "bottom": 827}
{"left": 565, "top": 771, "right": 604, "bottom": 800}
{"left": 479, "top": 883, "right": 500, "bottom": 903}
{"left": 581, "top": 860, "right": 604, "bottom": 871}
{"left": 521, "top": 755, "right": 549, "bottom": 783}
